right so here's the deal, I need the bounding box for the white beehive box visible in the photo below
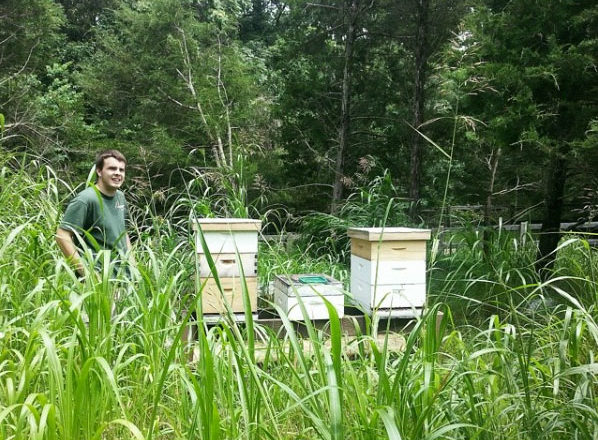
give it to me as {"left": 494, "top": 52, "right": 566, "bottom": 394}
{"left": 348, "top": 227, "right": 431, "bottom": 317}
{"left": 273, "top": 274, "right": 345, "bottom": 321}
{"left": 192, "top": 218, "right": 261, "bottom": 316}
{"left": 192, "top": 218, "right": 261, "bottom": 254}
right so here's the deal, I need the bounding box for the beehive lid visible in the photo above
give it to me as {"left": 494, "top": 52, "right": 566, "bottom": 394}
{"left": 274, "top": 274, "right": 343, "bottom": 297}
{"left": 191, "top": 218, "right": 262, "bottom": 232}
{"left": 347, "top": 227, "right": 431, "bottom": 241}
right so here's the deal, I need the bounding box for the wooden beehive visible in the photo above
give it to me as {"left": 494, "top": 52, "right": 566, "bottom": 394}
{"left": 347, "top": 227, "right": 431, "bottom": 317}
{"left": 192, "top": 219, "right": 261, "bottom": 317}
{"left": 273, "top": 274, "right": 344, "bottom": 321}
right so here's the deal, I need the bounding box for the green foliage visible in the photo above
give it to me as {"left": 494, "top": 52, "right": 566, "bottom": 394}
{"left": 340, "top": 170, "right": 412, "bottom": 228}
{"left": 0, "top": 0, "right": 71, "bottom": 159}
{"left": 164, "top": 154, "right": 262, "bottom": 220}
{"left": 452, "top": 1, "right": 598, "bottom": 269}
{"left": 430, "top": 223, "right": 598, "bottom": 328}
{"left": 0, "top": 0, "right": 65, "bottom": 74}
{"left": 431, "top": 226, "right": 540, "bottom": 320}
{"left": 294, "top": 170, "right": 412, "bottom": 264}
{"left": 1, "top": 0, "right": 595, "bottom": 229}
{"left": 259, "top": 238, "right": 349, "bottom": 288}
{"left": 34, "top": 63, "right": 97, "bottom": 147}
{"left": 77, "top": 0, "right": 267, "bottom": 178}
{"left": 1, "top": 156, "right": 598, "bottom": 439}
{"left": 57, "top": 0, "right": 119, "bottom": 42}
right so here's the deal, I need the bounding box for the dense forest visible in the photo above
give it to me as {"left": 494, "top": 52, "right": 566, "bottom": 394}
{"left": 1, "top": 0, "right": 598, "bottom": 257}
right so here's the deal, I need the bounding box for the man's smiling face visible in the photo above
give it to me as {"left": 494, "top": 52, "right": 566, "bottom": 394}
{"left": 96, "top": 157, "right": 126, "bottom": 195}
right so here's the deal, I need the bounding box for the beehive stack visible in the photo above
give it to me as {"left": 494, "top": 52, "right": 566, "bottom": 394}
{"left": 347, "top": 227, "right": 431, "bottom": 317}
{"left": 192, "top": 219, "right": 261, "bottom": 319}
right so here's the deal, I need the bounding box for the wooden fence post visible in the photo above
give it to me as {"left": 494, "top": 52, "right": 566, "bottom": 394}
{"left": 520, "top": 221, "right": 528, "bottom": 246}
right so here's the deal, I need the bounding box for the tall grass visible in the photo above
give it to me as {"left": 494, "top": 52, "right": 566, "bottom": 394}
{"left": 294, "top": 170, "right": 412, "bottom": 264}
{"left": 1, "top": 155, "right": 597, "bottom": 439}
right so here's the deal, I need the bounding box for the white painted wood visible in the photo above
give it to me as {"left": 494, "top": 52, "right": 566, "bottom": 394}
{"left": 358, "top": 305, "right": 423, "bottom": 318}
{"left": 350, "top": 255, "right": 426, "bottom": 285}
{"left": 195, "top": 231, "right": 258, "bottom": 254}
{"left": 192, "top": 218, "right": 261, "bottom": 231}
{"left": 202, "top": 313, "right": 258, "bottom": 323}
{"left": 273, "top": 288, "right": 345, "bottom": 321}
{"left": 273, "top": 275, "right": 344, "bottom": 297}
{"left": 350, "top": 276, "right": 426, "bottom": 309}
{"left": 198, "top": 253, "right": 257, "bottom": 277}
{"left": 347, "top": 227, "right": 431, "bottom": 241}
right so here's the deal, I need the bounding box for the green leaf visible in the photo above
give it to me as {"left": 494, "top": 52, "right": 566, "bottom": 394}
{"left": 378, "top": 407, "right": 402, "bottom": 440}
{"left": 0, "top": 224, "right": 27, "bottom": 260}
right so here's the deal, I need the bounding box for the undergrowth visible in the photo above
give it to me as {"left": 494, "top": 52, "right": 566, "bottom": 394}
{"left": 1, "top": 155, "right": 597, "bottom": 439}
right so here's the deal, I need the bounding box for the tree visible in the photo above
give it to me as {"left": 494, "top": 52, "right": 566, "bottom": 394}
{"left": 409, "top": 1, "right": 464, "bottom": 220}
{"left": 462, "top": 1, "right": 598, "bottom": 276}
{"left": 375, "top": 0, "right": 465, "bottom": 220}
{"left": 269, "top": 0, "right": 355, "bottom": 212}
{"left": 78, "top": 0, "right": 267, "bottom": 182}
{"left": 331, "top": 0, "right": 375, "bottom": 213}
{"left": 56, "top": 0, "right": 118, "bottom": 42}
{"left": 0, "top": 0, "right": 69, "bottom": 156}
{"left": 271, "top": 0, "right": 414, "bottom": 214}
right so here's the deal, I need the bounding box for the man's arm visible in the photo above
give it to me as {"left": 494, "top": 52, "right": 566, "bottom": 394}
{"left": 125, "top": 233, "right": 137, "bottom": 270}
{"left": 56, "top": 227, "right": 85, "bottom": 277}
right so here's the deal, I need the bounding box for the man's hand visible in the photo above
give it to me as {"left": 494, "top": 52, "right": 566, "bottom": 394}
{"left": 56, "top": 227, "right": 85, "bottom": 278}
{"left": 126, "top": 234, "right": 138, "bottom": 273}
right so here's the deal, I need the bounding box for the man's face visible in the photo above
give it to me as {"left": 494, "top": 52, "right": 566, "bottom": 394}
{"left": 97, "top": 157, "right": 126, "bottom": 192}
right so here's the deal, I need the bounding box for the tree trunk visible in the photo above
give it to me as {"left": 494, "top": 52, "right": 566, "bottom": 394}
{"left": 483, "top": 147, "right": 501, "bottom": 260}
{"left": 536, "top": 148, "right": 568, "bottom": 279}
{"left": 408, "top": 0, "right": 429, "bottom": 221}
{"left": 331, "top": 0, "right": 357, "bottom": 214}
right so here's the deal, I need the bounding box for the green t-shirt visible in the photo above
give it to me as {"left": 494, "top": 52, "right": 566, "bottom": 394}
{"left": 60, "top": 186, "right": 129, "bottom": 254}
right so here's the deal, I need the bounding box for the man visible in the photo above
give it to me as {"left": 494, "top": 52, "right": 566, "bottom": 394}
{"left": 56, "top": 149, "right": 132, "bottom": 278}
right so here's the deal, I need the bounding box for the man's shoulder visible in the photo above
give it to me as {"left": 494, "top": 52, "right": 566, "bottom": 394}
{"left": 70, "top": 186, "right": 101, "bottom": 205}
{"left": 115, "top": 190, "right": 128, "bottom": 204}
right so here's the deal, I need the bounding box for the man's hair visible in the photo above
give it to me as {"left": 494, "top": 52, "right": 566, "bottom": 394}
{"left": 95, "top": 149, "right": 127, "bottom": 171}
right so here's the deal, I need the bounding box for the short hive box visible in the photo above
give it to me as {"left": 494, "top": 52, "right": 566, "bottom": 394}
{"left": 273, "top": 274, "right": 344, "bottom": 321}
{"left": 347, "top": 227, "right": 431, "bottom": 317}
{"left": 192, "top": 218, "right": 261, "bottom": 318}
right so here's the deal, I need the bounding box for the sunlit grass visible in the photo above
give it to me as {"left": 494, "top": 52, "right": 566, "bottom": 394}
{"left": 0, "top": 155, "right": 597, "bottom": 439}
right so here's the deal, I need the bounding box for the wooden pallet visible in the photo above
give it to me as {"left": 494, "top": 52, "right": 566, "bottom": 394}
{"left": 194, "top": 307, "right": 435, "bottom": 338}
